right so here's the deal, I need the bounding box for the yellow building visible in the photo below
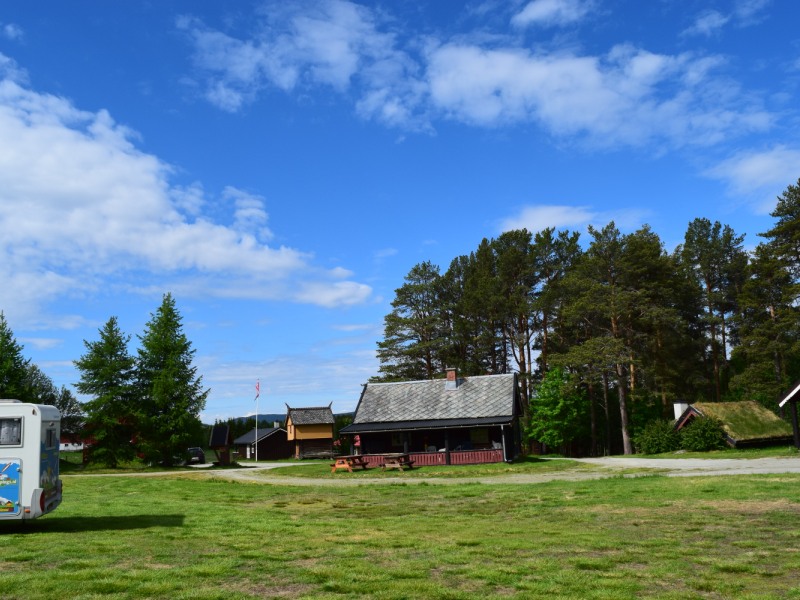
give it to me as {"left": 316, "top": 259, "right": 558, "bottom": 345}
{"left": 285, "top": 404, "right": 335, "bottom": 459}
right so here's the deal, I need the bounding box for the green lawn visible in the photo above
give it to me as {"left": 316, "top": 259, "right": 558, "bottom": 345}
{"left": 263, "top": 456, "right": 593, "bottom": 479}
{"left": 3, "top": 467, "right": 800, "bottom": 599}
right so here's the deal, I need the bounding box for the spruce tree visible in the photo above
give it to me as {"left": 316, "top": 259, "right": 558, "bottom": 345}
{"left": 74, "top": 316, "right": 136, "bottom": 467}
{"left": 135, "top": 294, "right": 208, "bottom": 466}
{"left": 25, "top": 364, "right": 84, "bottom": 441}
{"left": 0, "top": 312, "right": 31, "bottom": 401}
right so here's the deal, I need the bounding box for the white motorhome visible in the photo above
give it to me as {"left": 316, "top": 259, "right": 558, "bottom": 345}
{"left": 0, "top": 399, "right": 62, "bottom": 520}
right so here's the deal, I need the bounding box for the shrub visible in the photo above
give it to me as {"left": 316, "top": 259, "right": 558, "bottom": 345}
{"left": 680, "top": 417, "right": 727, "bottom": 452}
{"left": 633, "top": 420, "right": 681, "bottom": 454}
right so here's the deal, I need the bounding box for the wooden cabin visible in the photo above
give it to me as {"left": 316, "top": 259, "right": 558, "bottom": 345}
{"left": 232, "top": 426, "right": 292, "bottom": 460}
{"left": 285, "top": 405, "right": 335, "bottom": 459}
{"left": 339, "top": 369, "right": 522, "bottom": 466}
{"left": 674, "top": 401, "right": 793, "bottom": 448}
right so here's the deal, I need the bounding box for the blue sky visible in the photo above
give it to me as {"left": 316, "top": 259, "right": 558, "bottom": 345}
{"left": 1, "top": 0, "right": 799, "bottom": 422}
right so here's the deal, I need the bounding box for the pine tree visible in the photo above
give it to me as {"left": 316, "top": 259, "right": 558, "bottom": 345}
{"left": 74, "top": 316, "right": 136, "bottom": 467}
{"left": 375, "top": 262, "right": 447, "bottom": 381}
{"left": 531, "top": 227, "right": 582, "bottom": 374}
{"left": 135, "top": 294, "right": 208, "bottom": 466}
{"left": 0, "top": 312, "right": 31, "bottom": 401}
{"left": 730, "top": 243, "right": 800, "bottom": 408}
{"left": 761, "top": 178, "right": 800, "bottom": 275}
{"left": 25, "top": 364, "right": 84, "bottom": 442}
{"left": 679, "top": 218, "right": 746, "bottom": 401}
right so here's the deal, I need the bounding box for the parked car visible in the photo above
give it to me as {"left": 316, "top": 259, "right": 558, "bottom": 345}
{"left": 186, "top": 447, "right": 206, "bottom": 464}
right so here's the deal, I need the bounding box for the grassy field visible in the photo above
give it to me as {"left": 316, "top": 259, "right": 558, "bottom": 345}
{"left": 262, "top": 456, "right": 596, "bottom": 479}
{"left": 3, "top": 464, "right": 800, "bottom": 599}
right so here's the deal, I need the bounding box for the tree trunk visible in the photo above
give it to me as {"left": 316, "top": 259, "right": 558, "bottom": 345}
{"left": 602, "top": 371, "right": 611, "bottom": 456}
{"left": 588, "top": 379, "right": 598, "bottom": 457}
{"left": 615, "top": 362, "right": 633, "bottom": 455}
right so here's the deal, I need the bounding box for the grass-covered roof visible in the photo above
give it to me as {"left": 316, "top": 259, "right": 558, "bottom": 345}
{"left": 692, "top": 401, "right": 793, "bottom": 442}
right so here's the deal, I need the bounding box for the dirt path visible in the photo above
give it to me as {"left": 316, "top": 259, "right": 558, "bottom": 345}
{"left": 68, "top": 456, "right": 800, "bottom": 486}
{"left": 181, "top": 456, "right": 800, "bottom": 486}
{"left": 574, "top": 456, "right": 800, "bottom": 477}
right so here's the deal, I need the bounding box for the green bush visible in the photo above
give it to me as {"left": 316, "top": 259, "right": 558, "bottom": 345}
{"left": 633, "top": 420, "right": 681, "bottom": 454}
{"left": 680, "top": 417, "right": 727, "bottom": 452}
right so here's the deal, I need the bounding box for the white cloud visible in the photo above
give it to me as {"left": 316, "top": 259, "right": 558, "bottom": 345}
{"left": 179, "top": 1, "right": 425, "bottom": 126}
{"left": 373, "top": 247, "right": 397, "bottom": 260}
{"left": 500, "top": 204, "right": 650, "bottom": 234}
{"left": 0, "top": 77, "right": 372, "bottom": 324}
{"left": 292, "top": 281, "right": 373, "bottom": 307}
{"left": 19, "top": 337, "right": 62, "bottom": 350}
{"left": 500, "top": 205, "right": 596, "bottom": 232}
{"left": 511, "top": 0, "right": 592, "bottom": 28}
{"left": 706, "top": 146, "right": 800, "bottom": 212}
{"left": 683, "top": 0, "right": 769, "bottom": 37}
{"left": 179, "top": 2, "right": 775, "bottom": 150}
{"left": 683, "top": 11, "right": 730, "bottom": 37}
{"left": 331, "top": 323, "right": 373, "bottom": 332}
{"left": 425, "top": 42, "right": 771, "bottom": 147}
{"left": 1, "top": 23, "right": 23, "bottom": 41}
{"left": 224, "top": 186, "right": 273, "bottom": 241}
{"left": 734, "top": 0, "right": 770, "bottom": 24}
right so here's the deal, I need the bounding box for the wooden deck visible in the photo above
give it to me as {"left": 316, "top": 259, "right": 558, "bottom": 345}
{"left": 350, "top": 449, "right": 504, "bottom": 468}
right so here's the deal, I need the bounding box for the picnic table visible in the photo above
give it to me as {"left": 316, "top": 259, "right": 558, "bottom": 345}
{"left": 330, "top": 455, "right": 370, "bottom": 473}
{"left": 381, "top": 453, "right": 415, "bottom": 472}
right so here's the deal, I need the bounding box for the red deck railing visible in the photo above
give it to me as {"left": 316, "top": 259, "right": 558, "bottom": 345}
{"left": 354, "top": 449, "right": 504, "bottom": 467}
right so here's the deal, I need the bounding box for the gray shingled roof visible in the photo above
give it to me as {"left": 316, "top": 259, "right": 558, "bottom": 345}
{"left": 232, "top": 427, "right": 283, "bottom": 445}
{"left": 352, "top": 374, "right": 517, "bottom": 424}
{"left": 286, "top": 406, "right": 335, "bottom": 425}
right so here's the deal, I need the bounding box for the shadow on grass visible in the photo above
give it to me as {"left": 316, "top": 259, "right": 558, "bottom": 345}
{"left": 0, "top": 513, "right": 185, "bottom": 534}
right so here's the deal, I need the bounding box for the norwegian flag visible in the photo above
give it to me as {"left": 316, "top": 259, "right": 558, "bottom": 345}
{"left": 255, "top": 380, "right": 260, "bottom": 399}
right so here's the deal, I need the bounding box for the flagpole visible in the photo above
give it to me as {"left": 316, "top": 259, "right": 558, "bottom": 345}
{"left": 255, "top": 380, "right": 260, "bottom": 462}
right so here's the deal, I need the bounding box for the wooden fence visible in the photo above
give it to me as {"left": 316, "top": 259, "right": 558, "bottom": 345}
{"left": 355, "top": 449, "right": 504, "bottom": 467}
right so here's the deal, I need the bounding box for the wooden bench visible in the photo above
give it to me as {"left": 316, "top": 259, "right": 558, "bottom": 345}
{"left": 382, "top": 455, "right": 415, "bottom": 471}
{"left": 330, "top": 455, "right": 370, "bottom": 473}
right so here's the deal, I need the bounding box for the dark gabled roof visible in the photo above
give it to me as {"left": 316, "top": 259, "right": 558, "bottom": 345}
{"left": 341, "top": 416, "right": 514, "bottom": 434}
{"left": 232, "top": 427, "right": 284, "bottom": 445}
{"left": 344, "top": 373, "right": 518, "bottom": 430}
{"left": 286, "top": 406, "right": 335, "bottom": 425}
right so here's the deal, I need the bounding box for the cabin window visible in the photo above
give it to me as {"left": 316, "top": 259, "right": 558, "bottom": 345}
{"left": 0, "top": 418, "right": 22, "bottom": 446}
{"left": 45, "top": 428, "right": 58, "bottom": 449}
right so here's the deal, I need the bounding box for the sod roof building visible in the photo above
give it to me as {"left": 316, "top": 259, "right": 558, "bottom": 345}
{"left": 674, "top": 401, "right": 793, "bottom": 448}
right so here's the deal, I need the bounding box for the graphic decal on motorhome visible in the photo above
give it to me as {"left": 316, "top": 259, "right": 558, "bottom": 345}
{"left": 0, "top": 460, "right": 21, "bottom": 514}
{"left": 41, "top": 438, "right": 59, "bottom": 502}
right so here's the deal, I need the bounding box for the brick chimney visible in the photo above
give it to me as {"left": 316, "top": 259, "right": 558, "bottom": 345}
{"left": 445, "top": 367, "right": 458, "bottom": 391}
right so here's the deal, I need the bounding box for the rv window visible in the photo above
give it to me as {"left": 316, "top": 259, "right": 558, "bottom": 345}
{"left": 0, "top": 418, "right": 22, "bottom": 446}
{"left": 45, "top": 428, "right": 58, "bottom": 449}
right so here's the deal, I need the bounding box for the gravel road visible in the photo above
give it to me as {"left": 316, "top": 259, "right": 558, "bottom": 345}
{"left": 181, "top": 456, "right": 800, "bottom": 486}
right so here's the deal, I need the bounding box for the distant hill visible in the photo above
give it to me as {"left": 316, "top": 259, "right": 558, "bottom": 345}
{"left": 233, "top": 413, "right": 285, "bottom": 425}
{"left": 225, "top": 412, "right": 354, "bottom": 426}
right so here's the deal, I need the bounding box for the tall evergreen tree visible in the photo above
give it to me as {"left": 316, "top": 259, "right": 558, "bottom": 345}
{"left": 493, "top": 229, "right": 537, "bottom": 402}
{"left": 0, "top": 312, "right": 31, "bottom": 401}
{"left": 531, "top": 227, "right": 582, "bottom": 374}
{"left": 679, "top": 218, "right": 746, "bottom": 401}
{"left": 761, "top": 178, "right": 800, "bottom": 275}
{"left": 375, "top": 262, "right": 447, "bottom": 381}
{"left": 730, "top": 242, "right": 800, "bottom": 408}
{"left": 74, "top": 316, "right": 136, "bottom": 467}
{"left": 459, "top": 240, "right": 507, "bottom": 375}
{"left": 25, "top": 364, "right": 84, "bottom": 442}
{"left": 135, "top": 294, "right": 208, "bottom": 466}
